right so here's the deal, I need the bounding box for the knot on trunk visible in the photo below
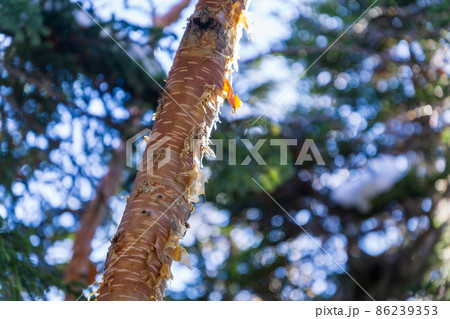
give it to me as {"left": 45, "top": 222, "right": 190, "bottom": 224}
{"left": 193, "top": 7, "right": 214, "bottom": 29}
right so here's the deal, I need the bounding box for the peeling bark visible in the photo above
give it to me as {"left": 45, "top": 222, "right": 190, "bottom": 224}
{"left": 97, "top": 0, "right": 251, "bottom": 301}
{"left": 64, "top": 142, "right": 126, "bottom": 300}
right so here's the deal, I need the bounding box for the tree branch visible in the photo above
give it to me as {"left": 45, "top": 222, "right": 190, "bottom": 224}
{"left": 64, "top": 141, "right": 126, "bottom": 300}
{"left": 153, "top": 0, "right": 192, "bottom": 28}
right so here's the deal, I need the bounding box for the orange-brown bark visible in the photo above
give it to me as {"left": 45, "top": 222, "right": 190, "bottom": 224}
{"left": 64, "top": 142, "right": 125, "bottom": 300}
{"left": 97, "top": 0, "right": 250, "bottom": 301}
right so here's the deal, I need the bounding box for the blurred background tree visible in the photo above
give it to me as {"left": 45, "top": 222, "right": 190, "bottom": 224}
{"left": 0, "top": 0, "right": 449, "bottom": 300}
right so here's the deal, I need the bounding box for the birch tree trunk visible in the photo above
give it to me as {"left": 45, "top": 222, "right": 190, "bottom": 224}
{"left": 97, "top": 0, "right": 251, "bottom": 301}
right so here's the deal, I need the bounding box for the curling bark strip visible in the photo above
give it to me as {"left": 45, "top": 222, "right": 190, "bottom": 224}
{"left": 97, "top": 0, "right": 251, "bottom": 301}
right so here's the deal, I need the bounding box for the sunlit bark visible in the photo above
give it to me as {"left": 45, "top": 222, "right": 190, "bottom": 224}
{"left": 97, "top": 0, "right": 250, "bottom": 300}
